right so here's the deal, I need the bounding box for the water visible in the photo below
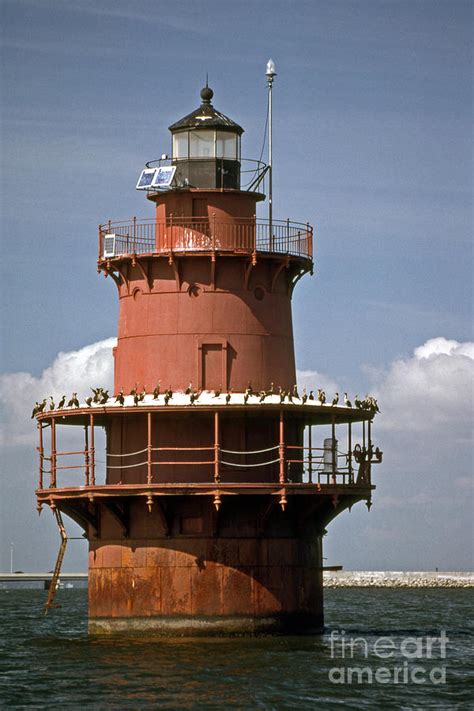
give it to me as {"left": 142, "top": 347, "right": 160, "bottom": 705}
{"left": 0, "top": 588, "right": 472, "bottom": 709}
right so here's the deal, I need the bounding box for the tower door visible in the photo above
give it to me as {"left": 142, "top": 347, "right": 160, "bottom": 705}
{"left": 201, "top": 343, "right": 224, "bottom": 390}
{"left": 192, "top": 198, "right": 208, "bottom": 220}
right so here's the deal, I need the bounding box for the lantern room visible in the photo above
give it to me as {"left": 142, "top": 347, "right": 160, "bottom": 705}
{"left": 169, "top": 84, "right": 243, "bottom": 190}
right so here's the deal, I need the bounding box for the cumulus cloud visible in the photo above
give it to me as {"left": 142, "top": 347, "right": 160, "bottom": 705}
{"left": 0, "top": 338, "right": 116, "bottom": 446}
{"left": 296, "top": 369, "right": 340, "bottom": 397}
{"left": 371, "top": 337, "right": 473, "bottom": 436}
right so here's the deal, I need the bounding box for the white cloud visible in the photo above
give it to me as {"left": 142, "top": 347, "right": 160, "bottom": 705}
{"left": 296, "top": 369, "right": 340, "bottom": 398}
{"left": 0, "top": 338, "right": 116, "bottom": 446}
{"left": 371, "top": 337, "right": 473, "bottom": 435}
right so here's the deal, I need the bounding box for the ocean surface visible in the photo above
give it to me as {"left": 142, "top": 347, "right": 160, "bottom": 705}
{"left": 0, "top": 588, "right": 472, "bottom": 709}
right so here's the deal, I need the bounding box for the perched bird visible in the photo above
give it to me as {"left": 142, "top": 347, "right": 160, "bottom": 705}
{"left": 38, "top": 398, "right": 47, "bottom": 413}
{"left": 287, "top": 390, "right": 293, "bottom": 403}
{"left": 266, "top": 382, "right": 275, "bottom": 397}
{"left": 115, "top": 388, "right": 125, "bottom": 406}
{"left": 68, "top": 393, "right": 80, "bottom": 408}
{"left": 370, "top": 396, "right": 380, "bottom": 414}
{"left": 133, "top": 392, "right": 140, "bottom": 406}
{"left": 138, "top": 387, "right": 146, "bottom": 402}
{"left": 279, "top": 388, "right": 286, "bottom": 404}
{"left": 57, "top": 395, "right": 66, "bottom": 409}
{"left": 190, "top": 389, "right": 200, "bottom": 405}
{"left": 292, "top": 385, "right": 299, "bottom": 400}
{"left": 225, "top": 390, "right": 232, "bottom": 405}
{"left": 166, "top": 387, "right": 173, "bottom": 400}
{"left": 164, "top": 391, "right": 171, "bottom": 406}
{"left": 91, "top": 387, "right": 102, "bottom": 404}
{"left": 213, "top": 387, "right": 222, "bottom": 398}
{"left": 185, "top": 383, "right": 192, "bottom": 395}
{"left": 343, "top": 392, "right": 352, "bottom": 408}
{"left": 100, "top": 389, "right": 109, "bottom": 405}
{"left": 308, "top": 390, "right": 314, "bottom": 401}
{"left": 31, "top": 402, "right": 41, "bottom": 419}
{"left": 247, "top": 381, "right": 253, "bottom": 395}
{"left": 152, "top": 382, "right": 161, "bottom": 399}
{"left": 259, "top": 391, "right": 266, "bottom": 403}
{"left": 354, "top": 395, "right": 362, "bottom": 409}
{"left": 244, "top": 390, "right": 250, "bottom": 405}
{"left": 85, "top": 396, "right": 93, "bottom": 407}
{"left": 317, "top": 389, "right": 326, "bottom": 405}
{"left": 129, "top": 386, "right": 137, "bottom": 397}
{"left": 49, "top": 396, "right": 55, "bottom": 411}
{"left": 331, "top": 392, "right": 339, "bottom": 407}
{"left": 301, "top": 388, "right": 308, "bottom": 404}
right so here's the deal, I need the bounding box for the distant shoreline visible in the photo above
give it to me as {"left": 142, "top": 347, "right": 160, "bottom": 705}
{"left": 323, "top": 571, "right": 474, "bottom": 587}
{"left": 1, "top": 571, "right": 473, "bottom": 589}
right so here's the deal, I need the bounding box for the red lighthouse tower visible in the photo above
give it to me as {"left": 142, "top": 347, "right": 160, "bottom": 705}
{"left": 35, "top": 81, "right": 381, "bottom": 634}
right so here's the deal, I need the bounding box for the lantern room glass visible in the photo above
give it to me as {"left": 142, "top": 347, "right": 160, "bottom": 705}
{"left": 173, "top": 132, "right": 188, "bottom": 159}
{"left": 216, "top": 131, "right": 238, "bottom": 159}
{"left": 190, "top": 130, "right": 214, "bottom": 158}
{"left": 173, "top": 130, "right": 240, "bottom": 161}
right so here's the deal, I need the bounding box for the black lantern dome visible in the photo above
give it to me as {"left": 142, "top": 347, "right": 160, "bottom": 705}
{"left": 169, "top": 85, "right": 243, "bottom": 189}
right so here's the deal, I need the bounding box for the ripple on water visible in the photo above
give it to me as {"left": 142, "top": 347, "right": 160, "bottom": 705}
{"left": 0, "top": 588, "right": 473, "bottom": 709}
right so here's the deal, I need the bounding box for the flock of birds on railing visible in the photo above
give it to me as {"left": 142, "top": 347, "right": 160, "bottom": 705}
{"left": 31, "top": 383, "right": 380, "bottom": 418}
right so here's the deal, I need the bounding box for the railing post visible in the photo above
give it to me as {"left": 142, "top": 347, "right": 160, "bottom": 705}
{"left": 308, "top": 423, "right": 313, "bottom": 484}
{"left": 38, "top": 422, "right": 44, "bottom": 489}
{"left": 367, "top": 418, "right": 372, "bottom": 485}
{"left": 84, "top": 425, "right": 90, "bottom": 487}
{"left": 147, "top": 411, "right": 152, "bottom": 485}
{"left": 133, "top": 215, "right": 137, "bottom": 252}
{"left": 169, "top": 213, "right": 173, "bottom": 252}
{"left": 307, "top": 222, "right": 311, "bottom": 259}
{"left": 279, "top": 410, "right": 286, "bottom": 484}
{"left": 286, "top": 217, "right": 290, "bottom": 253}
{"left": 50, "top": 418, "right": 57, "bottom": 488}
{"left": 331, "top": 415, "right": 336, "bottom": 485}
{"left": 90, "top": 413, "right": 95, "bottom": 486}
{"left": 348, "top": 421, "right": 353, "bottom": 484}
{"left": 214, "top": 411, "right": 220, "bottom": 484}
{"left": 212, "top": 212, "right": 216, "bottom": 251}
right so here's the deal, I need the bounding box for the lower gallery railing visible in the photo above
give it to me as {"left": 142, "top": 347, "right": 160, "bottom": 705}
{"left": 37, "top": 444, "right": 375, "bottom": 490}
{"left": 37, "top": 411, "right": 379, "bottom": 491}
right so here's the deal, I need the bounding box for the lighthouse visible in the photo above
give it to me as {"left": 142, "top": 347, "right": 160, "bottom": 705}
{"left": 35, "top": 77, "right": 381, "bottom": 634}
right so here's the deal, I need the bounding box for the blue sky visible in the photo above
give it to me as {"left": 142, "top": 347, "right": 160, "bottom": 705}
{"left": 0, "top": 0, "right": 472, "bottom": 572}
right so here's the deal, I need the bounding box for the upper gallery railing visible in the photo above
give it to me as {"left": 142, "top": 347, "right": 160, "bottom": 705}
{"left": 98, "top": 217, "right": 313, "bottom": 261}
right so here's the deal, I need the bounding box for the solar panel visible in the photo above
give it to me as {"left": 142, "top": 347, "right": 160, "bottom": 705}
{"left": 136, "top": 168, "right": 158, "bottom": 190}
{"left": 150, "top": 166, "right": 176, "bottom": 189}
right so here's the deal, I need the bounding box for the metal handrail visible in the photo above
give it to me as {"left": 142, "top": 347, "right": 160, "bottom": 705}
{"left": 98, "top": 216, "right": 313, "bottom": 261}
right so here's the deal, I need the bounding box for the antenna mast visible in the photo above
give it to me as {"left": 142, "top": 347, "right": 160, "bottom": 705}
{"left": 266, "top": 58, "right": 277, "bottom": 250}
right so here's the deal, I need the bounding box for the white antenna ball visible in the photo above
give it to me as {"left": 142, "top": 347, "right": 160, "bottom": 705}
{"left": 266, "top": 58, "right": 276, "bottom": 77}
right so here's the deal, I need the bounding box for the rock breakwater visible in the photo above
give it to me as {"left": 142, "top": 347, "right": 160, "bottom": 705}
{"left": 323, "top": 571, "right": 473, "bottom": 588}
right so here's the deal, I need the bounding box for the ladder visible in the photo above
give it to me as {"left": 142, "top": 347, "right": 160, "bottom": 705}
{"left": 44, "top": 508, "right": 68, "bottom": 615}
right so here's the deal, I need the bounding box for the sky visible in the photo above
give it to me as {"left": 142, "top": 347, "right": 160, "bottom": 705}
{"left": 0, "top": 0, "right": 472, "bottom": 573}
